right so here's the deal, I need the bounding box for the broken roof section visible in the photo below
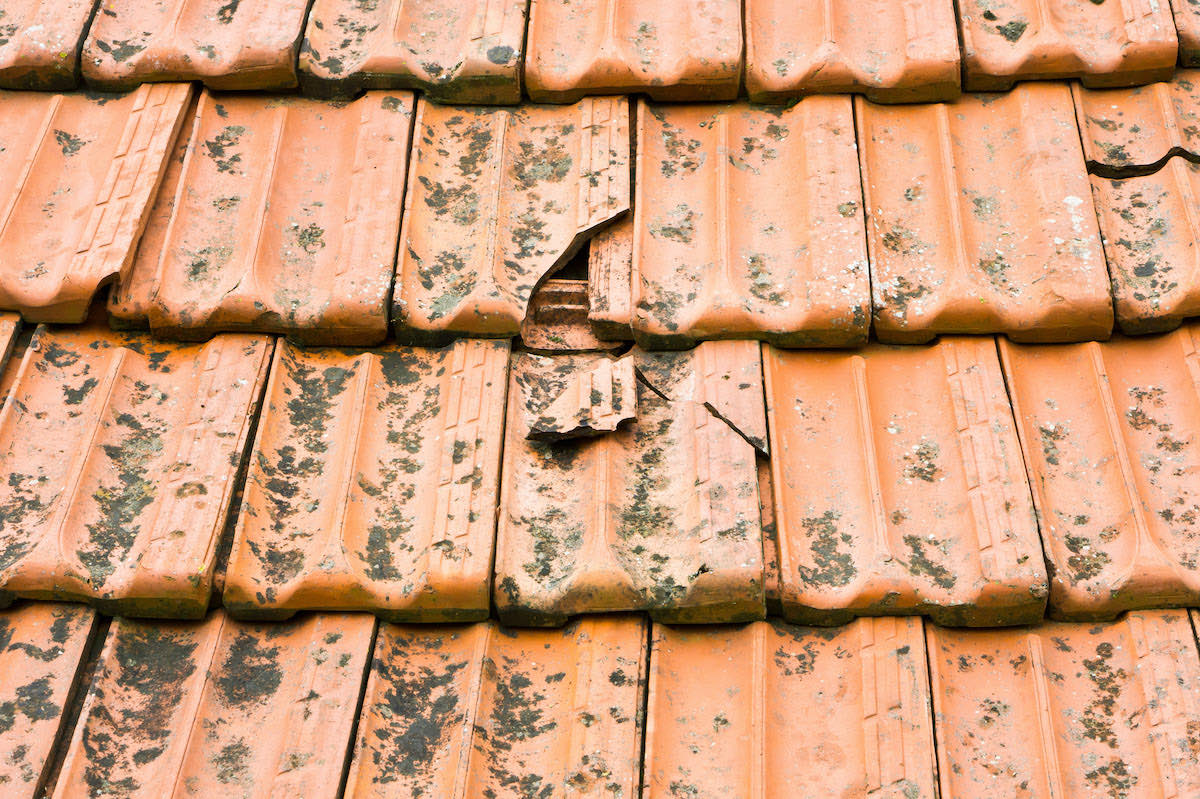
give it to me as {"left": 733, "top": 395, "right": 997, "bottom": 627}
{"left": 0, "top": 0, "right": 96, "bottom": 90}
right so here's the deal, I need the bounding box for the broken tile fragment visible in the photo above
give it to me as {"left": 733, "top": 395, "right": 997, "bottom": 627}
{"left": 644, "top": 618, "right": 936, "bottom": 797}
{"left": 0, "top": 0, "right": 95, "bottom": 90}
{"left": 763, "top": 338, "right": 1047, "bottom": 626}
{"left": 345, "top": 616, "right": 646, "bottom": 798}
{"left": 858, "top": 85, "right": 1113, "bottom": 343}
{"left": 745, "top": 0, "right": 961, "bottom": 103}
{"left": 519, "top": 278, "right": 621, "bottom": 353}
{"left": 527, "top": 351, "right": 636, "bottom": 441}
{"left": 223, "top": 338, "right": 509, "bottom": 622}
{"left": 0, "top": 325, "right": 272, "bottom": 618}
{"left": 393, "top": 97, "right": 629, "bottom": 344}
{"left": 299, "top": 0, "right": 528, "bottom": 103}
{"left": 1073, "top": 74, "right": 1200, "bottom": 174}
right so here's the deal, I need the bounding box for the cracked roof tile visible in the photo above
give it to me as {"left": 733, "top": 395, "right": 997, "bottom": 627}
{"left": 1073, "top": 73, "right": 1200, "bottom": 174}
{"left": 0, "top": 0, "right": 95, "bottom": 90}
{"left": 526, "top": 350, "right": 636, "bottom": 441}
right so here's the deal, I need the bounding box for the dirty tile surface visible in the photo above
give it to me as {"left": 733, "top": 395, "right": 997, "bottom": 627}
{"left": 1073, "top": 74, "right": 1200, "bottom": 174}
{"left": 0, "top": 0, "right": 96, "bottom": 90}
{"left": 526, "top": 350, "right": 636, "bottom": 441}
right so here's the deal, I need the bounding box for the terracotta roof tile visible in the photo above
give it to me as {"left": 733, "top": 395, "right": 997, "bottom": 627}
{"left": 0, "top": 0, "right": 95, "bottom": 90}
{"left": 744, "top": 0, "right": 961, "bottom": 103}
{"left": 644, "top": 617, "right": 935, "bottom": 796}
{"left": 857, "top": 85, "right": 1113, "bottom": 343}
{"left": 0, "top": 312, "right": 19, "bottom": 367}
{"left": 1001, "top": 330, "right": 1200, "bottom": 620}
{"left": 394, "top": 97, "right": 629, "bottom": 344}
{"left": 586, "top": 217, "right": 635, "bottom": 341}
{"left": 0, "top": 325, "right": 272, "bottom": 617}
{"left": 758, "top": 457, "right": 781, "bottom": 615}
{"left": 1073, "top": 73, "right": 1200, "bottom": 175}
{"left": 80, "top": 0, "right": 309, "bottom": 91}
{"left": 958, "top": 0, "right": 1178, "bottom": 91}
{"left": 345, "top": 616, "right": 647, "bottom": 798}
{"left": 519, "top": 278, "right": 622, "bottom": 353}
{"left": 763, "top": 338, "right": 1048, "bottom": 626}
{"left": 1173, "top": 0, "right": 1200, "bottom": 66}
{"left": 223, "top": 338, "right": 509, "bottom": 621}
{"left": 0, "top": 316, "right": 26, "bottom": 407}
{"left": 0, "top": 84, "right": 193, "bottom": 323}
{"left": 299, "top": 0, "right": 527, "bottom": 104}
{"left": 525, "top": 350, "right": 636, "bottom": 441}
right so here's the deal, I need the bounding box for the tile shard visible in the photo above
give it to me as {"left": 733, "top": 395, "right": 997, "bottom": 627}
{"left": 527, "top": 351, "right": 636, "bottom": 441}
{"left": 1073, "top": 74, "right": 1200, "bottom": 175}
{"left": 223, "top": 338, "right": 510, "bottom": 622}
{"left": 858, "top": 85, "right": 1113, "bottom": 343}
{"left": 764, "top": 338, "right": 1048, "bottom": 626}
{"left": 0, "top": 0, "right": 95, "bottom": 90}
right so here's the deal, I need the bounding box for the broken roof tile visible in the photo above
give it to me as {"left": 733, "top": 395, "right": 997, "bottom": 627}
{"left": 345, "top": 616, "right": 647, "bottom": 798}
{"left": 394, "top": 97, "right": 629, "bottom": 344}
{"left": 1001, "top": 330, "right": 1200, "bottom": 620}
{"left": 0, "top": 325, "right": 271, "bottom": 618}
{"left": 223, "top": 338, "right": 509, "bottom": 622}
{"left": 525, "top": 0, "right": 743, "bottom": 103}
{"left": 587, "top": 217, "right": 634, "bottom": 341}
{"left": 928, "top": 610, "right": 1200, "bottom": 797}
{"left": 1073, "top": 73, "right": 1200, "bottom": 174}
{"left": 627, "top": 98, "right": 869, "bottom": 349}
{"left": 764, "top": 338, "right": 1047, "bottom": 626}
{"left": 81, "top": 0, "right": 309, "bottom": 91}
{"left": 745, "top": 0, "right": 961, "bottom": 103}
{"left": 519, "top": 278, "right": 621, "bottom": 353}
{"left": 497, "top": 344, "right": 765, "bottom": 626}
{"left": 644, "top": 617, "right": 935, "bottom": 797}
{"left": 299, "top": 0, "right": 527, "bottom": 104}
{"left": 0, "top": 84, "right": 193, "bottom": 324}
{"left": 958, "top": 0, "right": 1178, "bottom": 91}
{"left": 526, "top": 351, "right": 636, "bottom": 441}
{"left": 0, "top": 0, "right": 95, "bottom": 90}
{"left": 1174, "top": 0, "right": 1200, "bottom": 66}
{"left": 857, "top": 85, "right": 1113, "bottom": 343}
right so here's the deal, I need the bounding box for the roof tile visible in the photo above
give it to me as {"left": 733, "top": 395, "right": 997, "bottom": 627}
{"left": 1073, "top": 74, "right": 1200, "bottom": 174}
{"left": 857, "top": 85, "right": 1113, "bottom": 343}
{"left": 763, "top": 338, "right": 1048, "bottom": 626}
{"left": 1173, "top": 0, "right": 1200, "bottom": 66}
{"left": 0, "top": 312, "right": 19, "bottom": 368}
{"left": 526, "top": 350, "right": 636, "bottom": 441}
{"left": 0, "top": 0, "right": 95, "bottom": 90}
{"left": 586, "top": 217, "right": 635, "bottom": 341}
{"left": 519, "top": 278, "right": 622, "bottom": 353}
{"left": 758, "top": 457, "right": 781, "bottom": 615}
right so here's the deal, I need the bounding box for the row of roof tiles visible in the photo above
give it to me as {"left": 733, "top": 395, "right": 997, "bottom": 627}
{"left": 2, "top": 318, "right": 1199, "bottom": 626}
{"left": 1, "top": 604, "right": 1198, "bottom": 798}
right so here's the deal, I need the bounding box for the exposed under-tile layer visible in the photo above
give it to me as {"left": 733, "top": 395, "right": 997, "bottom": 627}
{"left": 928, "top": 610, "right": 1200, "bottom": 798}
{"left": 345, "top": 616, "right": 647, "bottom": 798}
{"left": 0, "top": 84, "right": 193, "bottom": 323}
{"left": 0, "top": 0, "right": 96, "bottom": 90}
{"left": 81, "top": 0, "right": 310, "bottom": 90}
{"left": 857, "top": 85, "right": 1113, "bottom": 343}
{"left": 764, "top": 338, "right": 1047, "bottom": 626}
{"left": 53, "top": 611, "right": 374, "bottom": 798}
{"left": 299, "top": 0, "right": 528, "bottom": 104}
{"left": 958, "top": 0, "right": 1178, "bottom": 90}
{"left": 0, "top": 325, "right": 272, "bottom": 618}
{"left": 1002, "top": 330, "right": 1200, "bottom": 620}
{"left": 644, "top": 617, "right": 936, "bottom": 798}
{"left": 394, "top": 97, "right": 629, "bottom": 344}
{"left": 497, "top": 343, "right": 765, "bottom": 626}
{"left": 519, "top": 278, "right": 620, "bottom": 353}
{"left": 223, "top": 338, "right": 509, "bottom": 621}
{"left": 1073, "top": 73, "right": 1200, "bottom": 174}
{"left": 744, "top": 0, "right": 961, "bottom": 103}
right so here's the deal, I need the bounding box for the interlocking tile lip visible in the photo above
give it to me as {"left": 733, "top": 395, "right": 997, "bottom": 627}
{"left": 526, "top": 350, "right": 636, "bottom": 441}
{"left": 928, "top": 610, "right": 1200, "bottom": 797}
{"left": 0, "top": 312, "right": 20, "bottom": 371}
{"left": 587, "top": 217, "right": 635, "bottom": 341}
{"left": 345, "top": 615, "right": 647, "bottom": 798}
{"left": 223, "top": 338, "right": 509, "bottom": 622}
{"left": 744, "top": 0, "right": 961, "bottom": 103}
{"left": 524, "top": 0, "right": 743, "bottom": 103}
{"left": 496, "top": 343, "right": 765, "bottom": 626}
{"left": 1072, "top": 74, "right": 1200, "bottom": 176}
{"left": 764, "top": 338, "right": 1048, "bottom": 627}
{"left": 393, "top": 96, "right": 630, "bottom": 345}
{"left": 1001, "top": 330, "right": 1200, "bottom": 620}
{"left": 625, "top": 98, "right": 869, "bottom": 350}
{"left": 644, "top": 617, "right": 935, "bottom": 797}
{"left": 958, "top": 0, "right": 1178, "bottom": 91}
{"left": 298, "top": 0, "right": 527, "bottom": 104}
{"left": 80, "top": 0, "right": 309, "bottom": 91}
{"left": 519, "top": 278, "right": 622, "bottom": 353}
{"left": 1174, "top": 0, "right": 1200, "bottom": 67}
{"left": 53, "top": 610, "right": 374, "bottom": 798}
{"left": 0, "top": 324, "right": 272, "bottom": 618}
{"left": 0, "top": 0, "right": 95, "bottom": 90}
{"left": 132, "top": 90, "right": 413, "bottom": 346}
{"left": 0, "top": 84, "right": 193, "bottom": 324}
{"left": 857, "top": 86, "right": 1114, "bottom": 344}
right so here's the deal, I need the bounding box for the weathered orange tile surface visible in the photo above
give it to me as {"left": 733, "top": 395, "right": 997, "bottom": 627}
{"left": 0, "top": 0, "right": 95, "bottom": 89}
{"left": 858, "top": 86, "right": 1113, "bottom": 343}
{"left": 525, "top": 0, "right": 743, "bottom": 103}
{"left": 526, "top": 351, "right": 636, "bottom": 441}
{"left": 345, "top": 616, "right": 647, "bottom": 798}
{"left": 587, "top": 217, "right": 634, "bottom": 341}
{"left": 133, "top": 90, "right": 413, "bottom": 346}
{"left": 0, "top": 313, "right": 19, "bottom": 370}
{"left": 223, "top": 338, "right": 509, "bottom": 621}
{"left": 0, "top": 325, "right": 271, "bottom": 618}
{"left": 1002, "top": 329, "right": 1200, "bottom": 619}
{"left": 958, "top": 0, "right": 1178, "bottom": 90}
{"left": 299, "top": 0, "right": 528, "bottom": 103}
{"left": 54, "top": 610, "right": 373, "bottom": 798}
{"left": 520, "top": 278, "right": 621, "bottom": 353}
{"left": 628, "top": 99, "right": 868, "bottom": 349}
{"left": 758, "top": 457, "right": 781, "bottom": 615}
{"left": 928, "top": 611, "right": 1200, "bottom": 798}
{"left": 1073, "top": 74, "right": 1200, "bottom": 174}
{"left": 81, "top": 0, "right": 309, "bottom": 90}
{"left": 1174, "top": 0, "right": 1200, "bottom": 66}
{"left": 0, "top": 84, "right": 192, "bottom": 323}
{"left": 644, "top": 618, "right": 936, "bottom": 798}
{"left": 497, "top": 343, "right": 765, "bottom": 626}
{"left": 394, "top": 97, "right": 629, "bottom": 344}
{"left": 745, "top": 0, "right": 961, "bottom": 103}
{"left": 764, "top": 338, "right": 1047, "bottom": 626}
